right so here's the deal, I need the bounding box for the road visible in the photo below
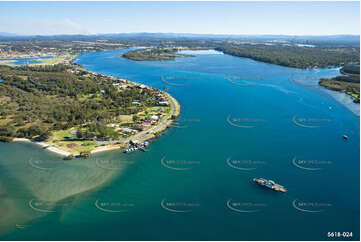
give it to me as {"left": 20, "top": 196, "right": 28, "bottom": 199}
{"left": 126, "top": 92, "right": 178, "bottom": 143}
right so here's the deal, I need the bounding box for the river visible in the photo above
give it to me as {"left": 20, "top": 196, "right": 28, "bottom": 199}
{"left": 0, "top": 49, "right": 359, "bottom": 240}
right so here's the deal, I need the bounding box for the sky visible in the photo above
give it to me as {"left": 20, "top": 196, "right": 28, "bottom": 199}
{"left": 0, "top": 1, "right": 359, "bottom": 36}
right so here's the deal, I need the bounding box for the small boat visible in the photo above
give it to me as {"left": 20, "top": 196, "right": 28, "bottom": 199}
{"left": 343, "top": 135, "right": 348, "bottom": 140}
{"left": 124, "top": 146, "right": 139, "bottom": 153}
{"left": 124, "top": 148, "right": 133, "bottom": 153}
{"left": 253, "top": 178, "right": 287, "bottom": 193}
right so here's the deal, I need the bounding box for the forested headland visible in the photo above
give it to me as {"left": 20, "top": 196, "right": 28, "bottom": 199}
{"left": 319, "top": 65, "right": 360, "bottom": 103}
{"left": 0, "top": 64, "right": 173, "bottom": 155}
{"left": 215, "top": 44, "right": 360, "bottom": 69}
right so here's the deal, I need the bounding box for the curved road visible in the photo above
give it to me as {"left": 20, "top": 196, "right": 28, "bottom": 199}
{"left": 125, "top": 92, "right": 178, "bottom": 143}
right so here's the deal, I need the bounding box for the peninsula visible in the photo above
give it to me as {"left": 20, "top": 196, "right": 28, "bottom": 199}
{"left": 215, "top": 44, "right": 359, "bottom": 69}
{"left": 0, "top": 64, "right": 180, "bottom": 158}
{"left": 319, "top": 64, "right": 360, "bottom": 103}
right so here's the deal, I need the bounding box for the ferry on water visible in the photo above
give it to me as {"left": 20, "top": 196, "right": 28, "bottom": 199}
{"left": 253, "top": 178, "right": 287, "bottom": 193}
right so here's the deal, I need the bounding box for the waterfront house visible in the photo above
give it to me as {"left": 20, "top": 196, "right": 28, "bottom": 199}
{"left": 122, "top": 128, "right": 136, "bottom": 134}
{"left": 158, "top": 101, "right": 169, "bottom": 106}
{"left": 150, "top": 115, "right": 159, "bottom": 121}
{"left": 142, "top": 122, "right": 151, "bottom": 127}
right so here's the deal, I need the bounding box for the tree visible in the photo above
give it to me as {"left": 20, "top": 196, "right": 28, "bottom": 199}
{"left": 76, "top": 129, "right": 83, "bottom": 139}
{"left": 35, "top": 131, "right": 51, "bottom": 141}
{"left": 0, "top": 125, "right": 16, "bottom": 137}
{"left": 132, "top": 115, "right": 138, "bottom": 122}
{"left": 79, "top": 151, "right": 90, "bottom": 158}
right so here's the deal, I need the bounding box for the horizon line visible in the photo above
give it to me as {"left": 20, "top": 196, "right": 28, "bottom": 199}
{"left": 1, "top": 32, "right": 360, "bottom": 37}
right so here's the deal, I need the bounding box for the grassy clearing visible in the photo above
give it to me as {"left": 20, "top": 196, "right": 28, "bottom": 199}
{"left": 48, "top": 129, "right": 96, "bottom": 153}
{"left": 52, "top": 140, "right": 96, "bottom": 153}
{"left": 30, "top": 54, "right": 75, "bottom": 66}
{"left": 118, "top": 115, "right": 133, "bottom": 123}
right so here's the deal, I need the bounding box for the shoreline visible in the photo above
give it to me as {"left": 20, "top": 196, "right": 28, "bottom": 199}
{"left": 13, "top": 138, "right": 72, "bottom": 157}
{"left": 11, "top": 70, "right": 181, "bottom": 157}
{"left": 91, "top": 92, "right": 180, "bottom": 155}
{"left": 321, "top": 88, "right": 360, "bottom": 117}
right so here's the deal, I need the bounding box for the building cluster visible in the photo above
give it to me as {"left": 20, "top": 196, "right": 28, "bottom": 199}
{"left": 112, "top": 78, "right": 150, "bottom": 90}
{"left": 0, "top": 47, "right": 65, "bottom": 59}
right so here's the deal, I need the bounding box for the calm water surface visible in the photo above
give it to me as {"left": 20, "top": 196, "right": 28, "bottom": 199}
{"left": 0, "top": 49, "right": 359, "bottom": 240}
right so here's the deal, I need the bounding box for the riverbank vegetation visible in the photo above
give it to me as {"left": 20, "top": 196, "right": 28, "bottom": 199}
{"left": 319, "top": 65, "right": 360, "bottom": 103}
{"left": 122, "top": 47, "right": 194, "bottom": 61}
{"left": 0, "top": 64, "right": 175, "bottom": 154}
{"left": 215, "top": 44, "right": 359, "bottom": 69}
{"left": 1, "top": 34, "right": 359, "bottom": 69}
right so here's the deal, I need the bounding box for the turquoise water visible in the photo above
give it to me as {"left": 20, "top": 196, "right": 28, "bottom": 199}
{"left": 0, "top": 49, "right": 359, "bottom": 240}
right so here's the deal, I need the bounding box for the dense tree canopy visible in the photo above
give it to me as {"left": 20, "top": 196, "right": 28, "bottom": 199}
{"left": 216, "top": 44, "right": 360, "bottom": 69}
{"left": 0, "top": 64, "right": 159, "bottom": 139}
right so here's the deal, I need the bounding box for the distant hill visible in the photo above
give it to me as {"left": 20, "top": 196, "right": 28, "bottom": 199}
{"left": 0, "top": 32, "right": 19, "bottom": 37}
{"left": 0, "top": 32, "right": 359, "bottom": 42}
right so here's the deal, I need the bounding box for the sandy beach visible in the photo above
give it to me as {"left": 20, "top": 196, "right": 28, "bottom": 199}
{"left": 13, "top": 138, "right": 72, "bottom": 157}
{"left": 12, "top": 88, "right": 180, "bottom": 157}
{"left": 91, "top": 144, "right": 122, "bottom": 154}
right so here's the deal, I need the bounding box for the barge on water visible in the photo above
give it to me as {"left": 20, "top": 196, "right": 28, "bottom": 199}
{"left": 253, "top": 178, "right": 287, "bottom": 193}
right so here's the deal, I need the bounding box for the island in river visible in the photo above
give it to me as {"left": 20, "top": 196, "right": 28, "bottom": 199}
{"left": 122, "top": 47, "right": 196, "bottom": 61}
{"left": 0, "top": 64, "right": 180, "bottom": 158}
